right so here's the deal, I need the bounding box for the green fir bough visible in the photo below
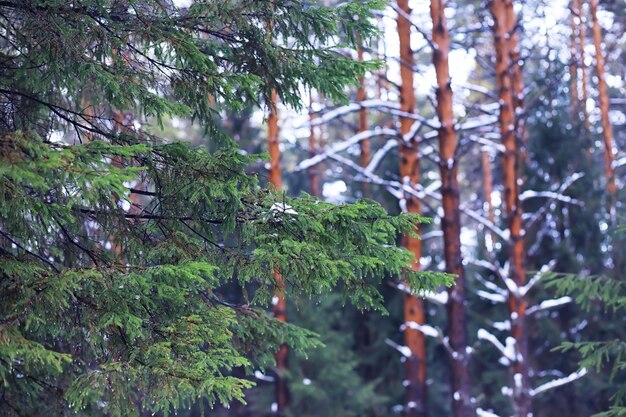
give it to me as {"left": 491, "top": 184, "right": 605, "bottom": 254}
{"left": 0, "top": 1, "right": 450, "bottom": 416}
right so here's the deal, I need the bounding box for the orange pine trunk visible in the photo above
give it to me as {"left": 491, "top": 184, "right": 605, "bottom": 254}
{"left": 430, "top": 1, "right": 473, "bottom": 416}
{"left": 357, "top": 47, "right": 371, "bottom": 167}
{"left": 590, "top": 0, "right": 617, "bottom": 219}
{"left": 489, "top": 1, "right": 530, "bottom": 416}
{"left": 481, "top": 150, "right": 496, "bottom": 255}
{"left": 268, "top": 91, "right": 289, "bottom": 415}
{"left": 397, "top": 1, "right": 428, "bottom": 416}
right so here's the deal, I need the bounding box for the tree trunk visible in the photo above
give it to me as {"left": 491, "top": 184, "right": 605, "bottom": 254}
{"left": 489, "top": 1, "right": 530, "bottom": 416}
{"left": 430, "top": 2, "right": 473, "bottom": 416}
{"left": 268, "top": 91, "right": 289, "bottom": 416}
{"left": 397, "top": 1, "right": 428, "bottom": 416}
{"left": 590, "top": 0, "right": 617, "bottom": 220}
{"left": 481, "top": 150, "right": 496, "bottom": 255}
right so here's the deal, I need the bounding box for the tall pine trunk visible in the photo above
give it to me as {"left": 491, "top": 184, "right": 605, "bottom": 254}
{"left": 430, "top": 1, "right": 473, "bottom": 416}
{"left": 489, "top": 1, "right": 530, "bottom": 416}
{"left": 397, "top": 1, "right": 428, "bottom": 416}
{"left": 358, "top": 47, "right": 371, "bottom": 167}
{"left": 481, "top": 150, "right": 496, "bottom": 256}
{"left": 590, "top": 0, "right": 617, "bottom": 220}
{"left": 268, "top": 90, "right": 289, "bottom": 416}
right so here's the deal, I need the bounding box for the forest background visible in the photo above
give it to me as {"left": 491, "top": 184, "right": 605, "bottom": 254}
{"left": 1, "top": 0, "right": 625, "bottom": 417}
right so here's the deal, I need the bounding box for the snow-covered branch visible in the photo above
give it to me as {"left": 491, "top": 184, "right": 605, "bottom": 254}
{"left": 525, "top": 172, "right": 584, "bottom": 230}
{"left": 477, "top": 408, "right": 501, "bottom": 417}
{"left": 529, "top": 368, "right": 588, "bottom": 397}
{"left": 477, "top": 328, "right": 518, "bottom": 365}
{"left": 519, "top": 190, "right": 582, "bottom": 206}
{"left": 519, "top": 259, "right": 557, "bottom": 297}
{"left": 385, "top": 338, "right": 413, "bottom": 358}
{"left": 401, "top": 321, "right": 442, "bottom": 339}
{"left": 526, "top": 296, "right": 572, "bottom": 315}
{"left": 391, "top": 281, "right": 449, "bottom": 305}
{"left": 294, "top": 128, "right": 396, "bottom": 172}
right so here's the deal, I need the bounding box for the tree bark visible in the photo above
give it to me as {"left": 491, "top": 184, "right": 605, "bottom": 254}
{"left": 489, "top": 1, "right": 530, "bottom": 416}
{"left": 481, "top": 150, "right": 496, "bottom": 255}
{"left": 268, "top": 90, "right": 289, "bottom": 416}
{"left": 590, "top": 0, "right": 617, "bottom": 220}
{"left": 397, "top": 1, "right": 428, "bottom": 416}
{"left": 430, "top": 2, "right": 473, "bottom": 416}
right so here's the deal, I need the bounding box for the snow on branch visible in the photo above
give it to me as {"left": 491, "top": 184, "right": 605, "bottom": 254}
{"left": 366, "top": 139, "right": 399, "bottom": 174}
{"left": 295, "top": 113, "right": 499, "bottom": 173}
{"left": 254, "top": 370, "right": 275, "bottom": 382}
{"left": 477, "top": 328, "right": 518, "bottom": 364}
{"left": 519, "top": 259, "right": 557, "bottom": 297}
{"left": 385, "top": 338, "right": 413, "bottom": 358}
{"left": 293, "top": 128, "right": 396, "bottom": 172}
{"left": 529, "top": 368, "right": 588, "bottom": 397}
{"left": 519, "top": 190, "right": 582, "bottom": 206}
{"left": 477, "top": 408, "right": 501, "bottom": 417}
{"left": 476, "top": 290, "right": 507, "bottom": 304}
{"left": 464, "top": 135, "right": 506, "bottom": 153}
{"left": 401, "top": 321, "right": 442, "bottom": 338}
{"left": 391, "top": 281, "right": 449, "bottom": 305}
{"left": 526, "top": 296, "right": 572, "bottom": 315}
{"left": 303, "top": 99, "right": 437, "bottom": 128}
{"left": 526, "top": 172, "right": 585, "bottom": 230}
{"left": 613, "top": 156, "right": 626, "bottom": 169}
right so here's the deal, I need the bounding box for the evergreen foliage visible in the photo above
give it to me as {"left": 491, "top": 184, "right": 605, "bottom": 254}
{"left": 547, "top": 229, "right": 626, "bottom": 417}
{"left": 0, "top": 1, "right": 451, "bottom": 416}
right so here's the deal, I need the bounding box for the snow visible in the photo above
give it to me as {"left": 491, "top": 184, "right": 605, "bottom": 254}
{"left": 492, "top": 320, "right": 511, "bottom": 331}
{"left": 407, "top": 401, "right": 417, "bottom": 409}
{"left": 385, "top": 338, "right": 412, "bottom": 358}
{"left": 420, "top": 290, "right": 449, "bottom": 305}
{"left": 477, "top": 408, "right": 501, "bottom": 417}
{"left": 270, "top": 203, "right": 298, "bottom": 215}
{"left": 526, "top": 297, "right": 572, "bottom": 315}
{"left": 477, "top": 290, "right": 507, "bottom": 303}
{"left": 272, "top": 296, "right": 279, "bottom": 306}
{"left": 530, "top": 368, "right": 588, "bottom": 397}
{"left": 402, "top": 322, "right": 441, "bottom": 338}
{"left": 294, "top": 128, "right": 397, "bottom": 172}
{"left": 514, "top": 373, "right": 523, "bottom": 390}
{"left": 254, "top": 370, "right": 275, "bottom": 382}
{"left": 271, "top": 403, "right": 278, "bottom": 412}
{"left": 453, "top": 391, "right": 460, "bottom": 401}
{"left": 477, "top": 329, "right": 517, "bottom": 363}
{"left": 302, "top": 378, "right": 312, "bottom": 385}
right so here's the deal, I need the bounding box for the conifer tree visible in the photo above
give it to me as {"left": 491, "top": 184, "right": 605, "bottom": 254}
{"left": 395, "top": 1, "right": 429, "bottom": 416}
{"left": 430, "top": 1, "right": 473, "bottom": 416}
{"left": 0, "top": 1, "right": 451, "bottom": 416}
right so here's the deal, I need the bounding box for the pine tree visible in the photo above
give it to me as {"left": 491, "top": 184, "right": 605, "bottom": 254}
{"left": 395, "top": 1, "right": 429, "bottom": 416}
{"left": 430, "top": 1, "right": 473, "bottom": 416}
{"left": 0, "top": 1, "right": 451, "bottom": 416}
